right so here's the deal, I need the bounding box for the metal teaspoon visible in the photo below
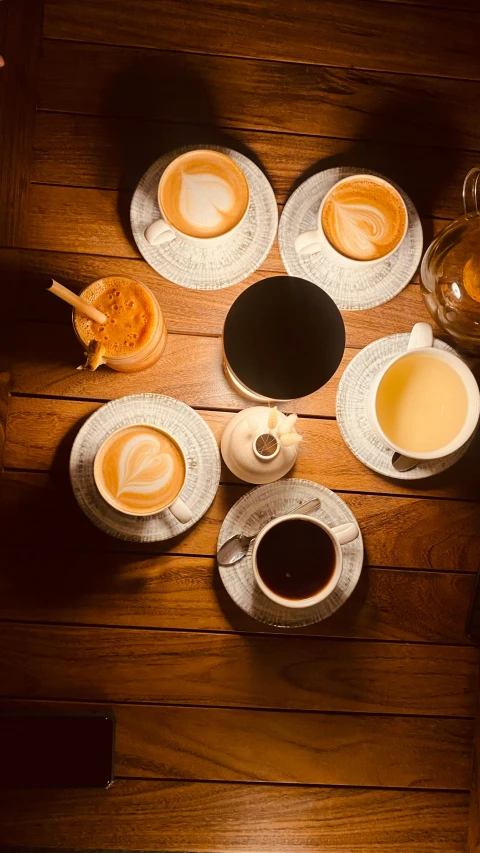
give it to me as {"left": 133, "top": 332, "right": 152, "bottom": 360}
{"left": 217, "top": 497, "right": 321, "bottom": 566}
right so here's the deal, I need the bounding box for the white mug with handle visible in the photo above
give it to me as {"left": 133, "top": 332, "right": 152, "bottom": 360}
{"left": 294, "top": 173, "right": 408, "bottom": 268}
{"left": 367, "top": 322, "right": 480, "bottom": 469}
{"left": 252, "top": 513, "right": 359, "bottom": 609}
{"left": 144, "top": 149, "right": 250, "bottom": 247}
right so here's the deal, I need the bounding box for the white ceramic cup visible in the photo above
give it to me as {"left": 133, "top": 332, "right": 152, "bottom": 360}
{"left": 294, "top": 174, "right": 408, "bottom": 268}
{"left": 367, "top": 322, "right": 480, "bottom": 464}
{"left": 144, "top": 149, "right": 250, "bottom": 247}
{"left": 252, "top": 513, "right": 359, "bottom": 609}
{"left": 93, "top": 424, "right": 193, "bottom": 523}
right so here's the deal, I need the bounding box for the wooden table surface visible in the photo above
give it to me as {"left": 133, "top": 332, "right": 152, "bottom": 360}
{"left": 1, "top": 1, "right": 480, "bottom": 851}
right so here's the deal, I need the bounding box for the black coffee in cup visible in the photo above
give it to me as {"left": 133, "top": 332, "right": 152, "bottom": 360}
{"left": 223, "top": 276, "right": 345, "bottom": 400}
{"left": 256, "top": 518, "right": 336, "bottom": 600}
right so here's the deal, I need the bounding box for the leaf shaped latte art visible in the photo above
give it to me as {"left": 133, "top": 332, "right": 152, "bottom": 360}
{"left": 329, "top": 201, "right": 393, "bottom": 259}
{"left": 179, "top": 171, "right": 235, "bottom": 229}
{"left": 116, "top": 434, "right": 175, "bottom": 498}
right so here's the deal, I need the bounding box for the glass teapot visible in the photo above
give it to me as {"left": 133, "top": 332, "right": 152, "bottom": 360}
{"left": 421, "top": 167, "right": 480, "bottom": 353}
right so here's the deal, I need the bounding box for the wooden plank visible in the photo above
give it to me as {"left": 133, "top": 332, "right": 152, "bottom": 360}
{"left": 11, "top": 320, "right": 464, "bottom": 425}
{"left": 32, "top": 111, "right": 479, "bottom": 219}
{"left": 0, "top": 777, "right": 469, "bottom": 852}
{"left": 0, "top": 697, "right": 474, "bottom": 789}
{"left": 470, "top": 683, "right": 480, "bottom": 852}
{"left": 5, "top": 396, "right": 480, "bottom": 501}
{"left": 0, "top": 249, "right": 18, "bottom": 471}
{"left": 23, "top": 183, "right": 446, "bottom": 260}
{"left": 15, "top": 248, "right": 435, "bottom": 348}
{"left": 0, "top": 622, "right": 477, "bottom": 715}
{"left": 42, "top": 0, "right": 480, "bottom": 81}
{"left": 2, "top": 471, "right": 480, "bottom": 571}
{"left": 35, "top": 46, "right": 480, "bottom": 156}
{"left": 0, "top": 545, "right": 474, "bottom": 643}
{"left": 0, "top": 0, "right": 43, "bottom": 245}
{"left": 9, "top": 320, "right": 347, "bottom": 417}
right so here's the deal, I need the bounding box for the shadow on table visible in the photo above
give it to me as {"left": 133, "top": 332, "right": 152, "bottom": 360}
{"left": 288, "top": 91, "right": 464, "bottom": 247}
{"left": 103, "top": 53, "right": 272, "bottom": 248}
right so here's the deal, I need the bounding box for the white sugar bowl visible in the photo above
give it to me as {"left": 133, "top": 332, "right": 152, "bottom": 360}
{"left": 221, "top": 406, "right": 302, "bottom": 484}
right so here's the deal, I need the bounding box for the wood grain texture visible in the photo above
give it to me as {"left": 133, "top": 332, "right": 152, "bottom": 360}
{"left": 0, "top": 249, "right": 19, "bottom": 471}
{"left": 0, "top": 546, "right": 474, "bottom": 643}
{"left": 9, "top": 319, "right": 348, "bottom": 416}
{"left": 0, "top": 697, "right": 474, "bottom": 789}
{"left": 5, "top": 395, "right": 480, "bottom": 500}
{"left": 32, "top": 111, "right": 478, "bottom": 221}
{"left": 0, "top": 622, "right": 477, "bottom": 715}
{"left": 35, "top": 43, "right": 480, "bottom": 155}
{"left": 2, "top": 471, "right": 480, "bottom": 571}
{"left": 15, "top": 248, "right": 435, "bottom": 348}
{"left": 470, "top": 686, "right": 480, "bottom": 852}
{"left": 23, "top": 183, "right": 447, "bottom": 260}
{"left": 0, "top": 0, "right": 43, "bottom": 245}
{"left": 0, "top": 778, "right": 469, "bottom": 852}
{"left": 42, "top": 0, "right": 480, "bottom": 80}
{"left": 12, "top": 320, "right": 469, "bottom": 426}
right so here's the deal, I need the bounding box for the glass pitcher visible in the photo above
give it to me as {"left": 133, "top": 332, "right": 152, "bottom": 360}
{"left": 421, "top": 167, "right": 480, "bottom": 353}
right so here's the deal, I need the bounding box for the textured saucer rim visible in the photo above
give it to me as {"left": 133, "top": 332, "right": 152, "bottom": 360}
{"left": 278, "top": 165, "right": 423, "bottom": 310}
{"left": 130, "top": 144, "right": 278, "bottom": 290}
{"left": 335, "top": 333, "right": 473, "bottom": 480}
{"left": 218, "top": 478, "right": 364, "bottom": 628}
{"left": 70, "top": 392, "right": 221, "bottom": 541}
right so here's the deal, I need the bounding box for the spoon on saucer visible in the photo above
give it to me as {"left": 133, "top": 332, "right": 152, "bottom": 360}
{"left": 217, "top": 497, "right": 321, "bottom": 566}
{"left": 392, "top": 452, "right": 418, "bottom": 472}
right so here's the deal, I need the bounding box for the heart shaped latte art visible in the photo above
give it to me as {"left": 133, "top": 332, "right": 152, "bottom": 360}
{"left": 116, "top": 434, "right": 174, "bottom": 498}
{"left": 179, "top": 171, "right": 235, "bottom": 229}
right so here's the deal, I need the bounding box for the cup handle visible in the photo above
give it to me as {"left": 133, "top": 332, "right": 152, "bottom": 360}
{"left": 144, "top": 218, "right": 176, "bottom": 246}
{"left": 168, "top": 496, "right": 193, "bottom": 524}
{"left": 408, "top": 322, "right": 433, "bottom": 350}
{"left": 295, "top": 229, "right": 323, "bottom": 256}
{"left": 463, "top": 167, "right": 480, "bottom": 216}
{"left": 330, "top": 522, "right": 359, "bottom": 546}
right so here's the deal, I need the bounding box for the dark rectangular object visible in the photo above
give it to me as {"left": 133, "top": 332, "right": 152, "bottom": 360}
{"left": 0, "top": 711, "right": 115, "bottom": 788}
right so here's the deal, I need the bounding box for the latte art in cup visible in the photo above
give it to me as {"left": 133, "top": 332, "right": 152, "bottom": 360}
{"left": 94, "top": 425, "right": 186, "bottom": 515}
{"left": 321, "top": 176, "right": 408, "bottom": 261}
{"left": 160, "top": 150, "right": 249, "bottom": 239}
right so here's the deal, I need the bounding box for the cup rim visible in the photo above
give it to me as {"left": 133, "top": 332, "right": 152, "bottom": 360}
{"left": 158, "top": 149, "right": 250, "bottom": 242}
{"left": 370, "top": 346, "right": 480, "bottom": 459}
{"left": 317, "top": 173, "right": 409, "bottom": 265}
{"left": 93, "top": 422, "right": 187, "bottom": 516}
{"left": 252, "top": 513, "right": 343, "bottom": 608}
{"left": 73, "top": 276, "right": 161, "bottom": 366}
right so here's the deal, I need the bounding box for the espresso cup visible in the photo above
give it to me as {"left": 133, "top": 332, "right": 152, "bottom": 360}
{"left": 368, "top": 322, "right": 480, "bottom": 464}
{"left": 252, "top": 514, "right": 359, "bottom": 608}
{"left": 144, "top": 149, "right": 250, "bottom": 247}
{"left": 295, "top": 174, "right": 408, "bottom": 268}
{"left": 94, "top": 423, "right": 193, "bottom": 522}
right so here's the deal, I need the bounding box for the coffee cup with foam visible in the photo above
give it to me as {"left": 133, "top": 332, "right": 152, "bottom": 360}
{"left": 94, "top": 424, "right": 193, "bottom": 522}
{"left": 145, "top": 149, "right": 250, "bottom": 247}
{"left": 295, "top": 174, "right": 408, "bottom": 267}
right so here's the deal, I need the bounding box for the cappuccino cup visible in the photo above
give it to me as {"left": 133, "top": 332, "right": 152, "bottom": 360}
{"left": 252, "top": 514, "right": 359, "bottom": 609}
{"left": 295, "top": 173, "right": 408, "bottom": 268}
{"left": 144, "top": 149, "right": 250, "bottom": 247}
{"left": 368, "top": 322, "right": 480, "bottom": 464}
{"left": 94, "top": 424, "right": 193, "bottom": 522}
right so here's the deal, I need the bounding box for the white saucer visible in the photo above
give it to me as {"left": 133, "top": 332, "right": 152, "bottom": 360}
{"left": 279, "top": 166, "right": 423, "bottom": 310}
{"left": 70, "top": 393, "right": 221, "bottom": 542}
{"left": 130, "top": 145, "right": 278, "bottom": 290}
{"left": 218, "top": 478, "right": 364, "bottom": 628}
{"left": 336, "top": 334, "right": 473, "bottom": 480}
